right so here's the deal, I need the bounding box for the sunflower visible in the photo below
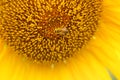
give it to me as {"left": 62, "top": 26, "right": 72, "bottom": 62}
{"left": 0, "top": 0, "right": 120, "bottom": 80}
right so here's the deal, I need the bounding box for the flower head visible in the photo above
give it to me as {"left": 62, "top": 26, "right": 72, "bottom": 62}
{"left": 0, "top": 0, "right": 120, "bottom": 80}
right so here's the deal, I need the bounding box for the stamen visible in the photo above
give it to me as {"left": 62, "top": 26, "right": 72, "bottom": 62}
{"left": 0, "top": 0, "right": 102, "bottom": 64}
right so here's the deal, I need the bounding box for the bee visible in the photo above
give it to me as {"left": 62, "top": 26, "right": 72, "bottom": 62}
{"left": 54, "top": 27, "right": 68, "bottom": 36}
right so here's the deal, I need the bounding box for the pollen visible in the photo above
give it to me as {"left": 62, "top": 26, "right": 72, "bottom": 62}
{"left": 0, "top": 0, "right": 102, "bottom": 64}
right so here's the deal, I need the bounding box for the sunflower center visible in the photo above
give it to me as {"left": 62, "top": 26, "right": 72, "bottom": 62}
{"left": 0, "top": 0, "right": 102, "bottom": 64}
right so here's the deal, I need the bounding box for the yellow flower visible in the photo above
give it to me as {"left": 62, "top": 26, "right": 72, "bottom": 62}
{"left": 0, "top": 0, "right": 120, "bottom": 80}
